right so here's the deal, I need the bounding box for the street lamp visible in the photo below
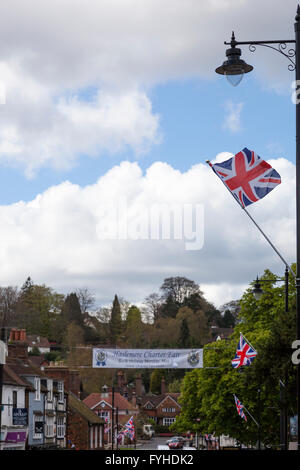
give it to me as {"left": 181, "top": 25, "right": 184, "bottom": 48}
{"left": 252, "top": 268, "right": 289, "bottom": 312}
{"left": 252, "top": 269, "right": 289, "bottom": 450}
{"left": 252, "top": 277, "right": 264, "bottom": 301}
{"left": 216, "top": 6, "right": 300, "bottom": 448}
{"left": 215, "top": 32, "right": 253, "bottom": 86}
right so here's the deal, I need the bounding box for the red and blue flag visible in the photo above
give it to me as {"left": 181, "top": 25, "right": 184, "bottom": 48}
{"left": 209, "top": 148, "right": 281, "bottom": 208}
{"left": 122, "top": 416, "right": 135, "bottom": 441}
{"left": 234, "top": 395, "right": 247, "bottom": 422}
{"left": 231, "top": 333, "right": 257, "bottom": 368}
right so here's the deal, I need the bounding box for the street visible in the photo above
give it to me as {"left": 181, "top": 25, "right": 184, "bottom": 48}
{"left": 137, "top": 436, "right": 169, "bottom": 450}
{"left": 136, "top": 437, "right": 196, "bottom": 451}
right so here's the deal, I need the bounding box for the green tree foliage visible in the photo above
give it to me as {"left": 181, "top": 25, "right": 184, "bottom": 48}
{"left": 61, "top": 293, "right": 83, "bottom": 327}
{"left": 16, "top": 277, "right": 64, "bottom": 338}
{"left": 179, "top": 318, "right": 190, "bottom": 348}
{"left": 121, "top": 305, "right": 145, "bottom": 348}
{"left": 173, "top": 266, "right": 297, "bottom": 448}
{"left": 159, "top": 294, "right": 179, "bottom": 319}
{"left": 176, "top": 306, "right": 211, "bottom": 347}
{"left": 149, "top": 369, "right": 165, "bottom": 394}
{"left": 109, "top": 295, "right": 123, "bottom": 344}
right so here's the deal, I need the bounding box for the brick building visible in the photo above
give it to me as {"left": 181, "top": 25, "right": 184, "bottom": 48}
{"left": 1, "top": 329, "right": 104, "bottom": 450}
{"left": 67, "top": 392, "right": 104, "bottom": 450}
{"left": 141, "top": 392, "right": 181, "bottom": 427}
{"left": 83, "top": 388, "right": 139, "bottom": 426}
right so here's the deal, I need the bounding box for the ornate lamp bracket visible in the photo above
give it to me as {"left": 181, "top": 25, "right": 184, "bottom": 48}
{"left": 225, "top": 33, "right": 296, "bottom": 71}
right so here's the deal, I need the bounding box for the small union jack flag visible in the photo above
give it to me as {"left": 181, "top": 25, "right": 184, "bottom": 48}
{"left": 209, "top": 148, "right": 281, "bottom": 208}
{"left": 231, "top": 333, "right": 257, "bottom": 368}
{"left": 122, "top": 416, "right": 135, "bottom": 441}
{"left": 234, "top": 395, "right": 247, "bottom": 421}
{"left": 104, "top": 416, "right": 111, "bottom": 434}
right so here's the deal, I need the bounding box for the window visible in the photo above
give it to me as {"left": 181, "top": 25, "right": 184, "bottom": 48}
{"left": 57, "top": 416, "right": 65, "bottom": 439}
{"left": 33, "top": 415, "right": 44, "bottom": 439}
{"left": 98, "top": 411, "right": 109, "bottom": 419}
{"left": 45, "top": 416, "right": 54, "bottom": 438}
{"left": 162, "top": 407, "right": 176, "bottom": 413}
{"left": 12, "top": 391, "right": 17, "bottom": 408}
{"left": 47, "top": 380, "right": 53, "bottom": 402}
{"left": 163, "top": 417, "right": 176, "bottom": 426}
{"left": 7, "top": 396, "right": 11, "bottom": 416}
{"left": 57, "top": 381, "right": 64, "bottom": 403}
{"left": 35, "top": 378, "right": 41, "bottom": 401}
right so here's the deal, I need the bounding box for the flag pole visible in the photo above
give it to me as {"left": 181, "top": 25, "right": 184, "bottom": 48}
{"left": 240, "top": 332, "right": 257, "bottom": 353}
{"left": 206, "top": 160, "right": 296, "bottom": 279}
{"left": 243, "top": 405, "right": 259, "bottom": 428}
{"left": 233, "top": 394, "right": 259, "bottom": 427}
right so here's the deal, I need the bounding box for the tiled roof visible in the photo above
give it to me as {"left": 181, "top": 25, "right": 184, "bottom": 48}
{"left": 26, "top": 335, "right": 50, "bottom": 348}
{"left": 68, "top": 392, "right": 105, "bottom": 425}
{"left": 83, "top": 392, "right": 138, "bottom": 411}
{"left": 141, "top": 393, "right": 181, "bottom": 408}
{"left": 3, "top": 364, "right": 35, "bottom": 391}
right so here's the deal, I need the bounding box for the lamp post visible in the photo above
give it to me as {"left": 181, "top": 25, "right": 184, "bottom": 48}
{"left": 252, "top": 268, "right": 289, "bottom": 449}
{"left": 216, "top": 6, "right": 300, "bottom": 448}
{"left": 252, "top": 268, "right": 289, "bottom": 313}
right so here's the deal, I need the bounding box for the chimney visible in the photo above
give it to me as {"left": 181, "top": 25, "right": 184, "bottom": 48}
{"left": 43, "top": 362, "right": 69, "bottom": 391}
{"left": 8, "top": 329, "right": 28, "bottom": 360}
{"left": 20, "top": 329, "right": 26, "bottom": 342}
{"left": 131, "top": 391, "right": 136, "bottom": 407}
{"left": 9, "top": 328, "right": 16, "bottom": 342}
{"left": 117, "top": 370, "right": 124, "bottom": 391}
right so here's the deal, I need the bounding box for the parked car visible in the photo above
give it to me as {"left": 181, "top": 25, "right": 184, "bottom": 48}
{"left": 167, "top": 437, "right": 185, "bottom": 449}
{"left": 166, "top": 436, "right": 185, "bottom": 444}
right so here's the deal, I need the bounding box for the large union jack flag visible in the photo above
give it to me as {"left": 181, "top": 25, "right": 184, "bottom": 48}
{"left": 231, "top": 333, "right": 257, "bottom": 368}
{"left": 234, "top": 395, "right": 247, "bottom": 422}
{"left": 209, "top": 148, "right": 281, "bottom": 208}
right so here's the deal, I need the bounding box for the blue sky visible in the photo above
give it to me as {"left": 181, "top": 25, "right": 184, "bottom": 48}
{"left": 0, "top": 0, "right": 297, "bottom": 310}
{"left": 1, "top": 74, "right": 295, "bottom": 205}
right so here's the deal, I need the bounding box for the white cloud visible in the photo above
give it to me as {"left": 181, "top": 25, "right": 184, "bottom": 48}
{"left": 222, "top": 101, "right": 243, "bottom": 133}
{"left": 0, "top": 64, "right": 161, "bottom": 177}
{"left": 0, "top": 155, "right": 294, "bottom": 308}
{"left": 0, "top": 0, "right": 295, "bottom": 174}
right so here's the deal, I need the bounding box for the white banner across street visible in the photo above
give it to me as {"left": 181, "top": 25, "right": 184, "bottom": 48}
{"left": 92, "top": 348, "right": 203, "bottom": 369}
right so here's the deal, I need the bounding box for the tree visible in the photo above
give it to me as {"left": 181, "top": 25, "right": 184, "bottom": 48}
{"left": 66, "top": 322, "right": 85, "bottom": 350}
{"left": 178, "top": 318, "right": 191, "bottom": 348}
{"left": 159, "top": 294, "right": 180, "bottom": 319}
{"left": 61, "top": 293, "right": 83, "bottom": 327}
{"left": 221, "top": 309, "right": 236, "bottom": 328}
{"left": 0, "top": 286, "right": 19, "bottom": 329}
{"left": 219, "top": 300, "right": 241, "bottom": 325}
{"left": 176, "top": 306, "right": 211, "bottom": 347}
{"left": 16, "top": 278, "right": 64, "bottom": 337}
{"left": 160, "top": 276, "right": 201, "bottom": 304}
{"left": 125, "top": 305, "right": 142, "bottom": 327}
{"left": 121, "top": 305, "right": 146, "bottom": 348}
{"left": 150, "top": 369, "right": 165, "bottom": 394}
{"left": 109, "top": 295, "right": 123, "bottom": 343}
{"left": 75, "top": 287, "right": 95, "bottom": 313}
{"left": 173, "top": 266, "right": 297, "bottom": 448}
{"left": 143, "top": 293, "right": 162, "bottom": 322}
